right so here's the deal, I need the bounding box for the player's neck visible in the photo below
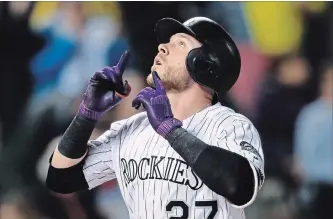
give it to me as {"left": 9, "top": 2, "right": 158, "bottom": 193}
{"left": 166, "top": 89, "right": 212, "bottom": 121}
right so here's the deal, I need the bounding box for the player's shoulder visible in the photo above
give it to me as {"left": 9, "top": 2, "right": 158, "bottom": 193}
{"left": 210, "top": 103, "right": 253, "bottom": 125}
{"left": 127, "top": 111, "right": 150, "bottom": 127}
{"left": 211, "top": 104, "right": 260, "bottom": 140}
{"left": 110, "top": 111, "right": 149, "bottom": 131}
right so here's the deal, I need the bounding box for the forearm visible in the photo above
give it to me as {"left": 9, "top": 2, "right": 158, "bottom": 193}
{"left": 165, "top": 128, "right": 254, "bottom": 206}
{"left": 47, "top": 114, "right": 96, "bottom": 193}
{"left": 51, "top": 114, "right": 96, "bottom": 168}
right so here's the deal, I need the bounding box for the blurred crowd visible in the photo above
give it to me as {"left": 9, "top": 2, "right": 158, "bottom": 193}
{"left": 0, "top": 2, "right": 332, "bottom": 219}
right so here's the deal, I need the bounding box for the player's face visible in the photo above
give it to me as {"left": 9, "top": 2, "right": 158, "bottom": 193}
{"left": 147, "top": 33, "right": 202, "bottom": 91}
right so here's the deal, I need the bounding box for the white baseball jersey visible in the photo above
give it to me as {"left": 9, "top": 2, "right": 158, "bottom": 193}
{"left": 83, "top": 103, "right": 265, "bottom": 219}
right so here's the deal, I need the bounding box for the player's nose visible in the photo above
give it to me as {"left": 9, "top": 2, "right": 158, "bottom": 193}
{"left": 158, "top": 43, "right": 169, "bottom": 55}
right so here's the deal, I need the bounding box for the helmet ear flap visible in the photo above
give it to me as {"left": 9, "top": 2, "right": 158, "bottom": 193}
{"left": 186, "top": 48, "right": 213, "bottom": 76}
{"left": 186, "top": 47, "right": 219, "bottom": 89}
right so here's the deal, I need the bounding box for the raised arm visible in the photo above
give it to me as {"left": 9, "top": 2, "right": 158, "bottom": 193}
{"left": 46, "top": 51, "right": 131, "bottom": 193}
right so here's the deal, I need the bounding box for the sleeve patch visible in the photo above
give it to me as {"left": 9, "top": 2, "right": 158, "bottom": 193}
{"left": 240, "top": 141, "right": 262, "bottom": 160}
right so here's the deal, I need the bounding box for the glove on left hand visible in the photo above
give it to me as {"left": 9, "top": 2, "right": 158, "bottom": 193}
{"left": 132, "top": 71, "right": 182, "bottom": 138}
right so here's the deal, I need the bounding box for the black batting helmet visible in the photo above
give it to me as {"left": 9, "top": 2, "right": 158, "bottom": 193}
{"left": 154, "top": 17, "right": 241, "bottom": 101}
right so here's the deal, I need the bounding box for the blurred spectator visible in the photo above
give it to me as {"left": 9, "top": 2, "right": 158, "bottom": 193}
{"left": 29, "top": 2, "right": 81, "bottom": 97}
{"left": 299, "top": 3, "right": 333, "bottom": 102}
{"left": 26, "top": 2, "right": 124, "bottom": 149}
{"left": 252, "top": 56, "right": 312, "bottom": 219}
{"left": 294, "top": 63, "right": 333, "bottom": 219}
{"left": 301, "top": 3, "right": 332, "bottom": 75}
{"left": 29, "top": 2, "right": 124, "bottom": 98}
{"left": 0, "top": 2, "right": 44, "bottom": 144}
{"left": 256, "top": 54, "right": 312, "bottom": 185}
{"left": 246, "top": 55, "right": 314, "bottom": 219}
{"left": 54, "top": 2, "right": 121, "bottom": 102}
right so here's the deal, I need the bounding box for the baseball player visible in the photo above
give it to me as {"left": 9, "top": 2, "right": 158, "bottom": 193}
{"left": 46, "top": 17, "right": 265, "bottom": 219}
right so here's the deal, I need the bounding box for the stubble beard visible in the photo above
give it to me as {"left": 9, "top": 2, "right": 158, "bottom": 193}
{"left": 147, "top": 65, "right": 190, "bottom": 92}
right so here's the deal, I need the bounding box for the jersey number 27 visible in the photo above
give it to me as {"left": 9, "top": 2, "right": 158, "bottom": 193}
{"left": 166, "top": 200, "right": 218, "bottom": 219}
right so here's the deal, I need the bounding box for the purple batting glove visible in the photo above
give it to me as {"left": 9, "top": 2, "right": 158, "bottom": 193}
{"left": 79, "top": 50, "right": 132, "bottom": 121}
{"left": 132, "top": 71, "right": 182, "bottom": 138}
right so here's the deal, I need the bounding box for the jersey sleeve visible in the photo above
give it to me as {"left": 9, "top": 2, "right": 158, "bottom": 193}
{"left": 214, "top": 118, "right": 265, "bottom": 208}
{"left": 82, "top": 119, "right": 127, "bottom": 189}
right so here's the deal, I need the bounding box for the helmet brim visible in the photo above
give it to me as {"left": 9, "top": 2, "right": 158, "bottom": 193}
{"left": 154, "top": 18, "right": 199, "bottom": 44}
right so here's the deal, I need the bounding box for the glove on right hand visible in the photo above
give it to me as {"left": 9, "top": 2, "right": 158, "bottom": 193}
{"left": 79, "top": 50, "right": 131, "bottom": 121}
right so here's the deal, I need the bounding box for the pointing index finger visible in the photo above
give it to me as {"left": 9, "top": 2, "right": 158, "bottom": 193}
{"left": 152, "top": 71, "right": 165, "bottom": 93}
{"left": 116, "top": 50, "right": 131, "bottom": 74}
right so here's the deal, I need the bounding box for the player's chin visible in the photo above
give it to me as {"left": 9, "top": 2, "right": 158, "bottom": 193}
{"left": 146, "top": 73, "right": 155, "bottom": 87}
{"left": 147, "top": 70, "right": 163, "bottom": 88}
{"left": 149, "top": 65, "right": 163, "bottom": 78}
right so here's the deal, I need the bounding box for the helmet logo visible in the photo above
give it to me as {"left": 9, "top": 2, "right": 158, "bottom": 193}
{"left": 184, "top": 18, "right": 196, "bottom": 27}
{"left": 225, "top": 42, "right": 234, "bottom": 54}
{"left": 184, "top": 17, "right": 212, "bottom": 27}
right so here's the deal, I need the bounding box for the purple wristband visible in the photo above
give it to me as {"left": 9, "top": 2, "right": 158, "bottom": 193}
{"left": 78, "top": 103, "right": 104, "bottom": 121}
{"left": 157, "top": 118, "right": 183, "bottom": 138}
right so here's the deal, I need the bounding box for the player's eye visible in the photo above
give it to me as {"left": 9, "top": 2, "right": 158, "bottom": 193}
{"left": 179, "top": 41, "right": 185, "bottom": 47}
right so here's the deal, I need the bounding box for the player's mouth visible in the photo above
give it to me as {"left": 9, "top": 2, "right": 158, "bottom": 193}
{"left": 154, "top": 57, "right": 163, "bottom": 66}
